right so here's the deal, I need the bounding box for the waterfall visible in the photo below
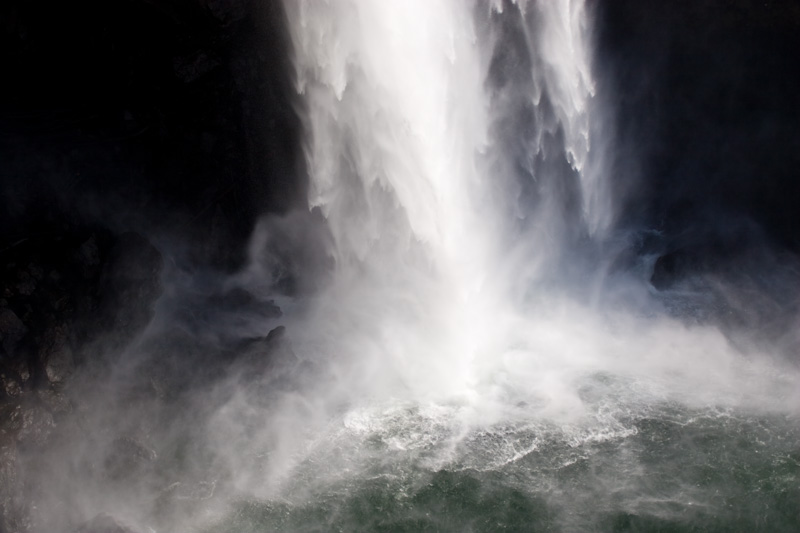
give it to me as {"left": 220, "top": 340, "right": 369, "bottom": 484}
{"left": 280, "top": 0, "right": 608, "bottom": 405}
{"left": 156, "top": 1, "right": 800, "bottom": 529}
{"left": 10, "top": 3, "right": 800, "bottom": 531}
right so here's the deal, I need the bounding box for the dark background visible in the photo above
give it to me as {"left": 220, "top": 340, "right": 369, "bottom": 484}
{"left": 1, "top": 0, "right": 302, "bottom": 269}
{"left": 595, "top": 0, "right": 800, "bottom": 278}
{"left": 1, "top": 0, "right": 798, "bottom": 272}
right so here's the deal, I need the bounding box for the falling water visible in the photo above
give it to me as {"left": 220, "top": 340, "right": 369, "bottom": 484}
{"left": 278, "top": 0, "right": 603, "bottom": 404}
{"left": 189, "top": 1, "right": 800, "bottom": 530}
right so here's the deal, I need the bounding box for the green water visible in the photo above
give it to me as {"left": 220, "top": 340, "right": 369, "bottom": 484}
{"left": 205, "top": 405, "right": 800, "bottom": 532}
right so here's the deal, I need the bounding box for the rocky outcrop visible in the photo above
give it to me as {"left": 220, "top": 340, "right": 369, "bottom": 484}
{"left": 0, "top": 226, "right": 164, "bottom": 532}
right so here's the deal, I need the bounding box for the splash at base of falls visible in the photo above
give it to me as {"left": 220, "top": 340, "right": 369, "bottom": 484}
{"left": 206, "top": 403, "right": 800, "bottom": 532}
{"left": 185, "top": 1, "right": 800, "bottom": 531}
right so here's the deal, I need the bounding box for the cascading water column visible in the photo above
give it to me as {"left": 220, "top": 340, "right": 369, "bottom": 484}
{"left": 283, "top": 0, "right": 507, "bottom": 401}
{"left": 280, "top": 0, "right": 607, "bottom": 413}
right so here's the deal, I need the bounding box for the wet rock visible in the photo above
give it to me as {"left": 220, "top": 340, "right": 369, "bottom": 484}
{"left": 173, "top": 51, "right": 220, "bottom": 83}
{"left": 47, "top": 270, "right": 62, "bottom": 284}
{"left": 103, "top": 233, "right": 162, "bottom": 296}
{"left": 10, "top": 357, "right": 31, "bottom": 384}
{"left": 26, "top": 264, "right": 44, "bottom": 281}
{"left": 37, "top": 389, "right": 71, "bottom": 416}
{"left": 265, "top": 325, "right": 286, "bottom": 344}
{"left": 40, "top": 324, "right": 74, "bottom": 384}
{"left": 16, "top": 405, "right": 55, "bottom": 448}
{"left": 75, "top": 513, "right": 140, "bottom": 533}
{"left": 0, "top": 308, "right": 27, "bottom": 357}
{"left": 15, "top": 270, "right": 36, "bottom": 296}
{"left": 0, "top": 442, "right": 29, "bottom": 533}
{"left": 75, "top": 235, "right": 101, "bottom": 279}
{"left": 234, "top": 325, "right": 297, "bottom": 380}
{"left": 104, "top": 437, "right": 157, "bottom": 480}
{"left": 651, "top": 249, "right": 702, "bottom": 290}
{"left": 141, "top": 325, "right": 217, "bottom": 394}
{"left": 95, "top": 233, "right": 163, "bottom": 347}
{"left": 1, "top": 373, "right": 22, "bottom": 397}
{"left": 1, "top": 402, "right": 56, "bottom": 449}
{"left": 0, "top": 403, "right": 21, "bottom": 434}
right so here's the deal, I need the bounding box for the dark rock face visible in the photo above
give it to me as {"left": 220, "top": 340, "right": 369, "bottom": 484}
{"left": 95, "top": 232, "right": 164, "bottom": 348}
{"left": 0, "top": 227, "right": 164, "bottom": 392}
{"left": 40, "top": 324, "right": 73, "bottom": 384}
{"left": 0, "top": 0, "right": 303, "bottom": 271}
{"left": 14, "top": 405, "right": 55, "bottom": 449}
{"left": 0, "top": 225, "right": 166, "bottom": 531}
{"left": 0, "top": 309, "right": 27, "bottom": 358}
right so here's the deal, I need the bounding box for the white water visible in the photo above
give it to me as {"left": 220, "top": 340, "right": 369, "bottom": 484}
{"left": 194, "top": 1, "right": 800, "bottom": 528}
{"left": 215, "top": 0, "right": 800, "bottom": 495}
{"left": 279, "top": 0, "right": 596, "bottom": 402}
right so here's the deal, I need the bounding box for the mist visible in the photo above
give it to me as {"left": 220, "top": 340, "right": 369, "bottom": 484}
{"left": 1, "top": 1, "right": 799, "bottom": 532}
